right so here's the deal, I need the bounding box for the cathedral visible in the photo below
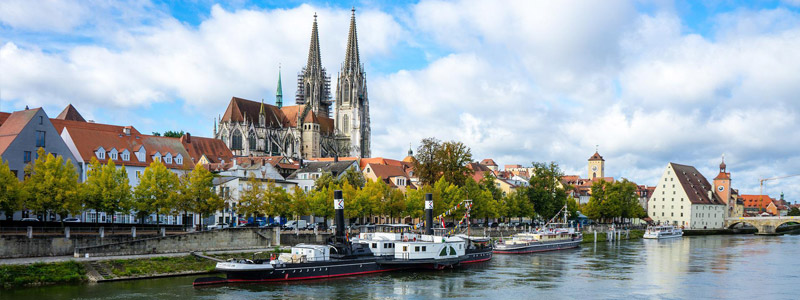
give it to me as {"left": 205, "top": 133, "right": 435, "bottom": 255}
{"left": 215, "top": 10, "right": 371, "bottom": 159}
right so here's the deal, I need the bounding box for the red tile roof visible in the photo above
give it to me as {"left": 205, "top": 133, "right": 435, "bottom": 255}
{"left": 55, "top": 104, "right": 86, "bottom": 122}
{"left": 221, "top": 97, "right": 334, "bottom": 134}
{"left": 740, "top": 195, "right": 775, "bottom": 209}
{"left": 0, "top": 108, "right": 39, "bottom": 155}
{"left": 63, "top": 125, "right": 191, "bottom": 169}
{"left": 179, "top": 133, "right": 233, "bottom": 164}
{"left": 480, "top": 159, "right": 497, "bottom": 166}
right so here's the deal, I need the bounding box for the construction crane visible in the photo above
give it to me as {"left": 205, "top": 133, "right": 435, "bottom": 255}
{"left": 759, "top": 174, "right": 800, "bottom": 197}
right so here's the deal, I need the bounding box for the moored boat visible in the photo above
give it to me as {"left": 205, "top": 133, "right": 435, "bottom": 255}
{"left": 643, "top": 225, "right": 683, "bottom": 239}
{"left": 493, "top": 204, "right": 582, "bottom": 254}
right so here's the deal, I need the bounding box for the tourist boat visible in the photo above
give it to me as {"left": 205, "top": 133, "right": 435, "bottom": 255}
{"left": 493, "top": 205, "right": 582, "bottom": 254}
{"left": 193, "top": 193, "right": 491, "bottom": 286}
{"left": 643, "top": 225, "right": 683, "bottom": 239}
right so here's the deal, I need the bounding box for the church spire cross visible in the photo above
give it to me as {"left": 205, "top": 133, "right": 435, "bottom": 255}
{"left": 276, "top": 65, "right": 283, "bottom": 108}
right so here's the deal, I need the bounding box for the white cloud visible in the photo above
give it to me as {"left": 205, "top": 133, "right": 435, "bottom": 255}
{"left": 0, "top": 0, "right": 86, "bottom": 32}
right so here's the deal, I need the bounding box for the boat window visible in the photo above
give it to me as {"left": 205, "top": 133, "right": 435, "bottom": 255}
{"left": 415, "top": 246, "right": 420, "bottom": 252}
{"left": 372, "top": 243, "right": 377, "bottom": 248}
{"left": 403, "top": 246, "right": 408, "bottom": 252}
{"left": 422, "top": 246, "right": 427, "bottom": 252}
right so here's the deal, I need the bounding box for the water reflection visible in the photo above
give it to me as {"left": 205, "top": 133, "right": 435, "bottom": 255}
{"left": 5, "top": 235, "right": 800, "bottom": 299}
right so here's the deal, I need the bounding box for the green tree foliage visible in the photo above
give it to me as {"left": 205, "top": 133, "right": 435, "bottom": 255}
{"left": 183, "top": 163, "right": 223, "bottom": 228}
{"left": 289, "top": 186, "right": 310, "bottom": 221}
{"left": 404, "top": 186, "right": 430, "bottom": 219}
{"left": 341, "top": 167, "right": 366, "bottom": 188}
{"left": 238, "top": 175, "right": 265, "bottom": 218}
{"left": 527, "top": 161, "right": 569, "bottom": 220}
{"left": 385, "top": 188, "right": 406, "bottom": 223}
{"left": 309, "top": 186, "right": 335, "bottom": 223}
{"left": 82, "top": 157, "right": 131, "bottom": 223}
{"left": 264, "top": 182, "right": 291, "bottom": 221}
{"left": 463, "top": 178, "right": 497, "bottom": 223}
{"left": 584, "top": 179, "right": 646, "bottom": 222}
{"left": 133, "top": 160, "right": 178, "bottom": 224}
{"left": 313, "top": 172, "right": 336, "bottom": 191}
{"left": 162, "top": 130, "right": 185, "bottom": 138}
{"left": 437, "top": 141, "right": 473, "bottom": 186}
{"left": 788, "top": 207, "right": 800, "bottom": 216}
{"left": 23, "top": 148, "right": 81, "bottom": 220}
{"left": 0, "top": 159, "right": 23, "bottom": 218}
{"left": 412, "top": 137, "right": 442, "bottom": 186}
{"left": 504, "top": 188, "right": 534, "bottom": 222}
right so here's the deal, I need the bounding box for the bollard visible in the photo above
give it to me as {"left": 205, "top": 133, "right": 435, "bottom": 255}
{"left": 27, "top": 226, "right": 33, "bottom": 238}
{"left": 161, "top": 227, "right": 166, "bottom": 237}
{"left": 594, "top": 231, "right": 597, "bottom": 244}
{"left": 65, "top": 227, "right": 70, "bottom": 239}
{"left": 132, "top": 226, "right": 136, "bottom": 238}
{"left": 314, "top": 226, "right": 318, "bottom": 235}
{"left": 295, "top": 226, "right": 299, "bottom": 236}
{"left": 100, "top": 227, "right": 104, "bottom": 238}
{"left": 275, "top": 226, "right": 281, "bottom": 245}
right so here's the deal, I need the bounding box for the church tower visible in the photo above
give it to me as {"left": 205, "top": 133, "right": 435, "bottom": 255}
{"left": 588, "top": 150, "right": 605, "bottom": 179}
{"left": 334, "top": 8, "right": 371, "bottom": 158}
{"left": 296, "top": 14, "right": 332, "bottom": 117}
{"left": 713, "top": 155, "right": 731, "bottom": 205}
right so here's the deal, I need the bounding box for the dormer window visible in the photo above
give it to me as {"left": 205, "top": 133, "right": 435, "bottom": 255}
{"left": 110, "top": 148, "right": 118, "bottom": 160}
{"left": 96, "top": 147, "right": 106, "bottom": 159}
{"left": 164, "top": 154, "right": 172, "bottom": 164}
{"left": 121, "top": 150, "right": 130, "bottom": 161}
{"left": 153, "top": 156, "right": 161, "bottom": 162}
{"left": 176, "top": 154, "right": 183, "bottom": 165}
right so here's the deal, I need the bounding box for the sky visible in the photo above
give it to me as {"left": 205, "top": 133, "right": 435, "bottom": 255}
{"left": 2, "top": 0, "right": 800, "bottom": 201}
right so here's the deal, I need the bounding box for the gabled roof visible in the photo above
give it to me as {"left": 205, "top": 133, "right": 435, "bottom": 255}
{"left": 670, "top": 163, "right": 725, "bottom": 205}
{"left": 480, "top": 158, "right": 498, "bottom": 166}
{"left": 220, "top": 97, "right": 334, "bottom": 134}
{"left": 55, "top": 104, "right": 86, "bottom": 122}
{"left": 0, "top": 108, "right": 40, "bottom": 155}
{"left": 179, "top": 133, "right": 233, "bottom": 164}
{"left": 288, "top": 160, "right": 357, "bottom": 179}
{"left": 589, "top": 152, "right": 604, "bottom": 161}
{"left": 740, "top": 195, "right": 775, "bottom": 209}
{"left": 467, "top": 162, "right": 492, "bottom": 182}
{"left": 0, "top": 112, "right": 11, "bottom": 127}
{"left": 63, "top": 125, "right": 191, "bottom": 169}
{"left": 365, "top": 163, "right": 408, "bottom": 179}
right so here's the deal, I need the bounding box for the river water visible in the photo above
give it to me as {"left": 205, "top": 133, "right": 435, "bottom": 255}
{"left": 4, "top": 233, "right": 800, "bottom": 299}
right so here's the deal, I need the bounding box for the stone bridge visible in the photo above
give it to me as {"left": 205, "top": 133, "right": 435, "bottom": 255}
{"left": 725, "top": 216, "right": 800, "bottom": 235}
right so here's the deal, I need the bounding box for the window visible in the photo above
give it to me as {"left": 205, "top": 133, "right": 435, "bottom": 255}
{"left": 35, "top": 131, "right": 46, "bottom": 147}
{"left": 176, "top": 156, "right": 182, "bottom": 165}
{"left": 23, "top": 151, "right": 32, "bottom": 163}
{"left": 231, "top": 130, "right": 243, "bottom": 150}
{"left": 248, "top": 135, "right": 256, "bottom": 150}
{"left": 122, "top": 152, "right": 129, "bottom": 161}
{"left": 136, "top": 171, "right": 141, "bottom": 178}
{"left": 414, "top": 246, "right": 420, "bottom": 252}
{"left": 153, "top": 156, "right": 161, "bottom": 162}
{"left": 371, "top": 243, "right": 377, "bottom": 248}
{"left": 165, "top": 155, "right": 172, "bottom": 164}
{"left": 111, "top": 152, "right": 118, "bottom": 160}
{"left": 422, "top": 246, "right": 427, "bottom": 252}
{"left": 403, "top": 246, "right": 407, "bottom": 252}
{"left": 97, "top": 151, "right": 105, "bottom": 159}
{"left": 39, "top": 116, "right": 43, "bottom": 125}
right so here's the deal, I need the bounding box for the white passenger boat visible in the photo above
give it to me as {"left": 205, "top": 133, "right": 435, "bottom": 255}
{"left": 643, "top": 225, "right": 683, "bottom": 239}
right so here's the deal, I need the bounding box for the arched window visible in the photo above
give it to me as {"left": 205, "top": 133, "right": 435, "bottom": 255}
{"left": 232, "top": 130, "right": 243, "bottom": 150}
{"left": 248, "top": 134, "right": 256, "bottom": 150}
{"left": 343, "top": 115, "right": 349, "bottom": 130}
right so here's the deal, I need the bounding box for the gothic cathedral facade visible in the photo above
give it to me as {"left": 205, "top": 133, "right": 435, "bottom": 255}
{"left": 214, "top": 10, "right": 371, "bottom": 159}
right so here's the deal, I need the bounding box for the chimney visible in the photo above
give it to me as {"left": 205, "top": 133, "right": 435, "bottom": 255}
{"left": 708, "top": 190, "right": 713, "bottom": 201}
{"left": 425, "top": 193, "right": 434, "bottom": 235}
{"left": 184, "top": 132, "right": 191, "bottom": 143}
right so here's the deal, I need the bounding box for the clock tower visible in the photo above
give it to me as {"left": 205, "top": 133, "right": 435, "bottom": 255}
{"left": 713, "top": 155, "right": 731, "bottom": 205}
{"left": 588, "top": 150, "right": 605, "bottom": 180}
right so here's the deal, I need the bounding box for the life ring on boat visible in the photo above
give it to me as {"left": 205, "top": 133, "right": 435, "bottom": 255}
{"left": 413, "top": 237, "right": 416, "bottom": 242}
{"left": 403, "top": 236, "right": 409, "bottom": 242}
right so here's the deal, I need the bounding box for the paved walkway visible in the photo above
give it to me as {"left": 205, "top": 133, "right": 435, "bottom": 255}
{"left": 0, "top": 247, "right": 288, "bottom": 265}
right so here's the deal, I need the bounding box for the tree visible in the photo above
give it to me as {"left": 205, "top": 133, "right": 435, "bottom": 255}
{"left": 289, "top": 186, "right": 311, "bottom": 222}
{"left": 0, "top": 159, "right": 23, "bottom": 219}
{"left": 23, "top": 148, "right": 81, "bottom": 221}
{"left": 437, "top": 141, "right": 473, "bottom": 187}
{"left": 238, "top": 175, "right": 265, "bottom": 220}
{"left": 309, "top": 185, "right": 335, "bottom": 225}
{"left": 788, "top": 207, "right": 800, "bottom": 216}
{"left": 313, "top": 172, "right": 336, "bottom": 191}
{"left": 182, "top": 163, "right": 223, "bottom": 229}
{"left": 527, "top": 161, "right": 569, "bottom": 221}
{"left": 264, "top": 182, "right": 291, "bottom": 222}
{"left": 341, "top": 167, "right": 366, "bottom": 188}
{"left": 162, "top": 130, "right": 185, "bottom": 138}
{"left": 133, "top": 160, "right": 178, "bottom": 224}
{"left": 385, "top": 188, "right": 406, "bottom": 224}
{"left": 82, "top": 157, "right": 131, "bottom": 223}
{"left": 584, "top": 179, "right": 645, "bottom": 223}
{"left": 412, "top": 137, "right": 442, "bottom": 186}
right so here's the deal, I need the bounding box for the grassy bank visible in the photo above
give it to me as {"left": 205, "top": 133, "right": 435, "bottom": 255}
{"left": 0, "top": 261, "right": 86, "bottom": 288}
{"left": 108, "top": 255, "right": 216, "bottom": 277}
{"left": 581, "top": 230, "right": 644, "bottom": 244}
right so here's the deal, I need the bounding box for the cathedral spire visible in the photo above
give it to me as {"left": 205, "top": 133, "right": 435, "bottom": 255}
{"left": 306, "top": 13, "right": 322, "bottom": 74}
{"left": 276, "top": 65, "right": 283, "bottom": 108}
{"left": 343, "top": 8, "right": 360, "bottom": 73}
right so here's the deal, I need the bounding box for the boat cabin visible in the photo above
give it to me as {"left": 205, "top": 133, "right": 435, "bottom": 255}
{"left": 286, "top": 244, "right": 330, "bottom": 262}
{"left": 394, "top": 235, "right": 466, "bottom": 260}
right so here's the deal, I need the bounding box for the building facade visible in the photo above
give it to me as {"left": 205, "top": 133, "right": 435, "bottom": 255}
{"left": 649, "top": 163, "right": 726, "bottom": 229}
{"left": 215, "top": 11, "right": 370, "bottom": 159}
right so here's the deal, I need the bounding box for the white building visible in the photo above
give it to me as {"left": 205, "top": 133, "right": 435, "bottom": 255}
{"left": 649, "top": 163, "right": 727, "bottom": 229}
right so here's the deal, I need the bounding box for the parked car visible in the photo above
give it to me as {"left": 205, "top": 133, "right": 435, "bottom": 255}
{"left": 284, "top": 220, "right": 308, "bottom": 230}
{"left": 308, "top": 222, "right": 327, "bottom": 230}
{"left": 21, "top": 217, "right": 39, "bottom": 222}
{"left": 488, "top": 222, "right": 499, "bottom": 228}
{"left": 260, "top": 223, "right": 281, "bottom": 228}
{"left": 207, "top": 223, "right": 229, "bottom": 230}
{"left": 63, "top": 217, "right": 81, "bottom": 223}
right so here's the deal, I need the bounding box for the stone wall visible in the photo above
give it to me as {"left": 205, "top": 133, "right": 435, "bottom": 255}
{"left": 0, "top": 235, "right": 147, "bottom": 258}
{"left": 76, "top": 228, "right": 274, "bottom": 257}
